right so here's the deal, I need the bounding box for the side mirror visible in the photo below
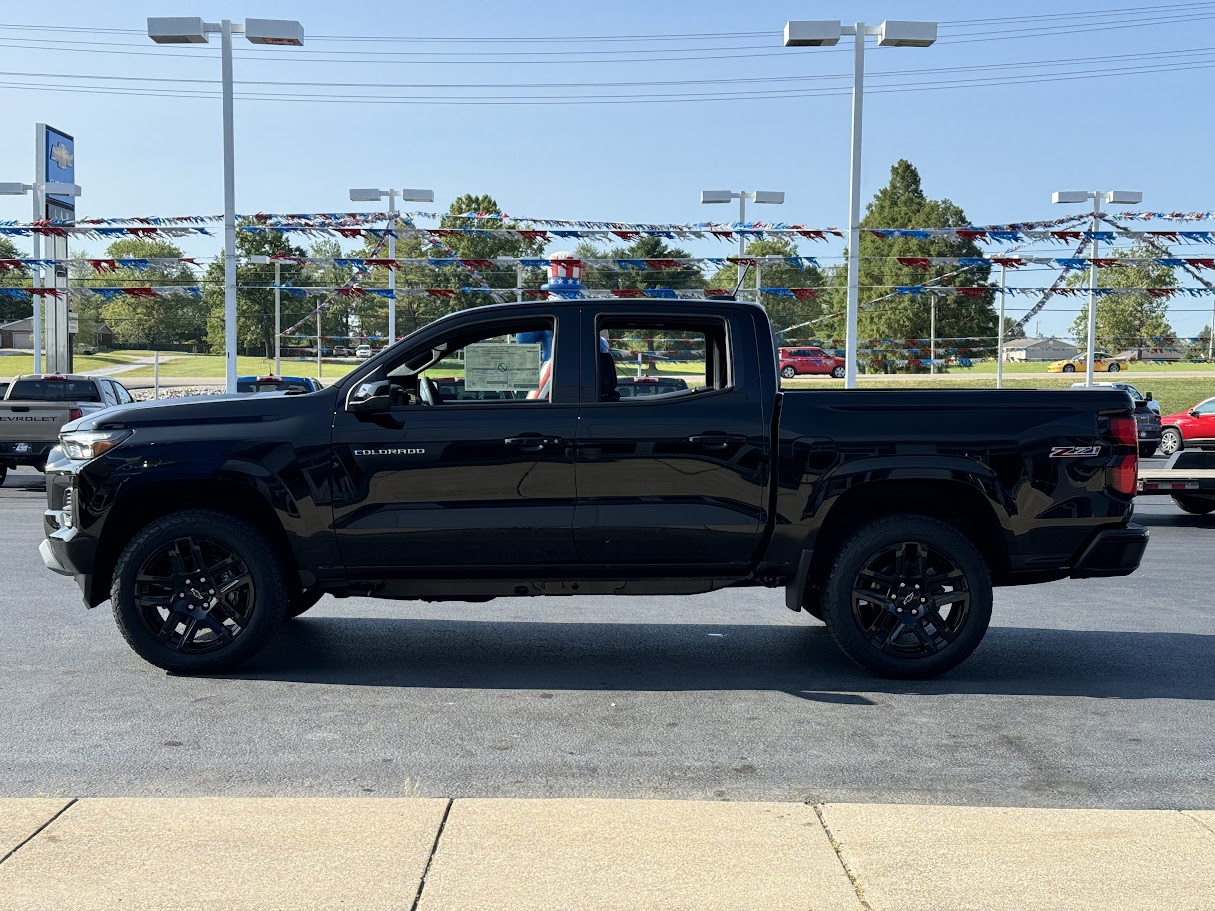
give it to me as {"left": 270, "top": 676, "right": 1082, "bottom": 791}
{"left": 347, "top": 380, "right": 392, "bottom": 414}
{"left": 1145, "top": 392, "right": 1153, "bottom": 402}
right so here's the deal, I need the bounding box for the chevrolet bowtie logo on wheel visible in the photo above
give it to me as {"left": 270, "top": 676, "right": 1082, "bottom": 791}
{"left": 50, "top": 142, "right": 73, "bottom": 170}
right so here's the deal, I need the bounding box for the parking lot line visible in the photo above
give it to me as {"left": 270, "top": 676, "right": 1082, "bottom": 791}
{"left": 0, "top": 799, "right": 73, "bottom": 864}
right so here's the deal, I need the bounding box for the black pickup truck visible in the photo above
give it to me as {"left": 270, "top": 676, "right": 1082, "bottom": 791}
{"left": 40, "top": 299, "right": 1148, "bottom": 678}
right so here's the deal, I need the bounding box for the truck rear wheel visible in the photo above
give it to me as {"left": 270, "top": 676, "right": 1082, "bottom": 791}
{"left": 1173, "top": 495, "right": 1215, "bottom": 515}
{"left": 110, "top": 509, "right": 288, "bottom": 674}
{"left": 820, "top": 515, "right": 993, "bottom": 678}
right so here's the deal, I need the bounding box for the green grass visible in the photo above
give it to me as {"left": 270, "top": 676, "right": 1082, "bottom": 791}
{"left": 0, "top": 350, "right": 157, "bottom": 377}
{"left": 119, "top": 355, "right": 360, "bottom": 380}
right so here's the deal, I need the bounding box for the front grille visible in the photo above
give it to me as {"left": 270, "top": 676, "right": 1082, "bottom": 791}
{"left": 62, "top": 486, "right": 74, "bottom": 528}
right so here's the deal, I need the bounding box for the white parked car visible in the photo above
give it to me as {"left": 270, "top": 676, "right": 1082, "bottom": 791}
{"left": 355, "top": 344, "right": 372, "bottom": 360}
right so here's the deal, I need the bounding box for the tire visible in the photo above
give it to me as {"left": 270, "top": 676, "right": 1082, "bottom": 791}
{"left": 1160, "top": 428, "right": 1184, "bottom": 456}
{"left": 1062, "top": 364, "right": 1076, "bottom": 373}
{"left": 1108, "top": 362, "right": 1121, "bottom": 373}
{"left": 0, "top": 465, "right": 7, "bottom": 487}
{"left": 819, "top": 515, "right": 993, "bottom": 679}
{"left": 831, "top": 366, "right": 846, "bottom": 379}
{"left": 110, "top": 509, "right": 288, "bottom": 673}
{"left": 781, "top": 366, "right": 797, "bottom": 379}
{"left": 1173, "top": 495, "right": 1215, "bottom": 515}
{"left": 285, "top": 587, "right": 324, "bottom": 620}
{"left": 1139, "top": 443, "right": 1158, "bottom": 458}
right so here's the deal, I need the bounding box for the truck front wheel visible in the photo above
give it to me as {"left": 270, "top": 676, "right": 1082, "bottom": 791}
{"left": 110, "top": 509, "right": 288, "bottom": 673}
{"left": 820, "top": 515, "right": 993, "bottom": 678}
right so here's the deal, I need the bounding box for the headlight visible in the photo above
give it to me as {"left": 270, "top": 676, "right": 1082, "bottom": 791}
{"left": 59, "top": 429, "right": 131, "bottom": 461}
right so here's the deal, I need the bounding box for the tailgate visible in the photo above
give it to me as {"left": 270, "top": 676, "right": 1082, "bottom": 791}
{"left": 0, "top": 401, "right": 73, "bottom": 443}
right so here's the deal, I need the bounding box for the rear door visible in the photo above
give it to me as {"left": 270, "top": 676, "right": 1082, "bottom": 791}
{"left": 572, "top": 307, "right": 770, "bottom": 570}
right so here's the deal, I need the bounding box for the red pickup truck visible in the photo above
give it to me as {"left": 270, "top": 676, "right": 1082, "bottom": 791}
{"left": 779, "top": 346, "right": 846, "bottom": 380}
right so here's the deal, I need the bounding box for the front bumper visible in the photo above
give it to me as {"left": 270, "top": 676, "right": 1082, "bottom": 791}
{"left": 42, "top": 469, "right": 98, "bottom": 606}
{"left": 1069, "top": 523, "right": 1149, "bottom": 578}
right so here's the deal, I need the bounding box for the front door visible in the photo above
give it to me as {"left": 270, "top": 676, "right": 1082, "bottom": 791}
{"left": 572, "top": 308, "right": 770, "bottom": 570}
{"left": 331, "top": 311, "right": 579, "bottom": 577}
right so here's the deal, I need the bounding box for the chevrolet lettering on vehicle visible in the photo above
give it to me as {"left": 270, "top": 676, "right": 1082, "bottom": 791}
{"left": 2, "top": 415, "right": 57, "bottom": 421}
{"left": 353, "top": 448, "right": 426, "bottom": 456}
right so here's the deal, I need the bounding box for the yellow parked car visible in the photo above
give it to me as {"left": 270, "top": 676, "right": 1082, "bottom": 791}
{"left": 1047, "top": 352, "right": 1128, "bottom": 374}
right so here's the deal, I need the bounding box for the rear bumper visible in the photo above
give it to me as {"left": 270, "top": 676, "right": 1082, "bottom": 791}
{"left": 1069, "top": 523, "right": 1149, "bottom": 578}
{"left": 0, "top": 441, "right": 55, "bottom": 467}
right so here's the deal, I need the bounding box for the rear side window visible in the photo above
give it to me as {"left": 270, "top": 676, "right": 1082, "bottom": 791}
{"left": 8, "top": 379, "right": 102, "bottom": 402}
{"left": 597, "top": 317, "right": 731, "bottom": 402}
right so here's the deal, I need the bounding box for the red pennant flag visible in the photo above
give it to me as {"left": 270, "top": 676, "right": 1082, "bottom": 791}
{"left": 959, "top": 287, "right": 989, "bottom": 297}
{"left": 0, "top": 260, "right": 24, "bottom": 272}
{"left": 1187, "top": 258, "right": 1215, "bottom": 270}
{"left": 336, "top": 228, "right": 363, "bottom": 238}
{"left": 704, "top": 288, "right": 731, "bottom": 297}
{"left": 711, "top": 231, "right": 734, "bottom": 241}
{"left": 644, "top": 259, "right": 682, "bottom": 270}
{"left": 1090, "top": 258, "right": 1119, "bottom": 268}
{"left": 612, "top": 231, "right": 640, "bottom": 241}
{"left": 990, "top": 257, "right": 1025, "bottom": 268}
{"left": 956, "top": 230, "right": 987, "bottom": 242}
{"left": 1051, "top": 231, "right": 1082, "bottom": 242}
{"left": 791, "top": 288, "right": 817, "bottom": 301}
{"left": 125, "top": 288, "right": 160, "bottom": 299}
{"left": 795, "top": 230, "right": 827, "bottom": 241}
{"left": 897, "top": 257, "right": 932, "bottom": 270}
{"left": 728, "top": 257, "right": 758, "bottom": 267}
{"left": 522, "top": 289, "right": 548, "bottom": 300}
{"left": 518, "top": 230, "right": 549, "bottom": 243}
{"left": 459, "top": 259, "right": 495, "bottom": 270}
{"left": 1146, "top": 288, "right": 1174, "bottom": 298}
{"left": 364, "top": 259, "right": 398, "bottom": 270}
{"left": 426, "top": 289, "right": 457, "bottom": 299}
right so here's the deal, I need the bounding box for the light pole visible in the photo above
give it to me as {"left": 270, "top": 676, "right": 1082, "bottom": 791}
{"left": 350, "top": 188, "right": 434, "bottom": 344}
{"left": 248, "top": 255, "right": 281, "bottom": 375}
{"left": 0, "top": 180, "right": 82, "bottom": 375}
{"left": 997, "top": 263, "right": 1007, "bottom": 389}
{"left": 701, "top": 190, "right": 784, "bottom": 301}
{"left": 148, "top": 16, "right": 304, "bottom": 393}
{"left": 1052, "top": 189, "right": 1143, "bottom": 387}
{"left": 784, "top": 19, "right": 938, "bottom": 388}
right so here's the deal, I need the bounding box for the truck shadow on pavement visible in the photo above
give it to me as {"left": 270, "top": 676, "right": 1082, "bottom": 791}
{"left": 226, "top": 617, "right": 1215, "bottom": 701}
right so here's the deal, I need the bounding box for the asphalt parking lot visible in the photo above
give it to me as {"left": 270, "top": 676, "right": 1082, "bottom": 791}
{"left": 1, "top": 463, "right": 1211, "bottom": 809}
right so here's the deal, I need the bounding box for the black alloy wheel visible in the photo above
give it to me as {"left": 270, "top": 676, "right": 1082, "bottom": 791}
{"left": 1063, "top": 364, "right": 1076, "bottom": 373}
{"left": 1108, "top": 362, "right": 1121, "bottom": 373}
{"left": 820, "top": 515, "right": 992, "bottom": 678}
{"left": 131, "top": 536, "right": 254, "bottom": 654}
{"left": 112, "top": 510, "right": 287, "bottom": 673}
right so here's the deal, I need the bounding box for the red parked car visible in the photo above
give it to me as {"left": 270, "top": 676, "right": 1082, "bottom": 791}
{"left": 779, "top": 346, "right": 846, "bottom": 379}
{"left": 1159, "top": 396, "right": 1215, "bottom": 455}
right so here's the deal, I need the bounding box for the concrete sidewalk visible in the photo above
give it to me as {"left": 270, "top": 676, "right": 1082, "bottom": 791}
{"left": 0, "top": 798, "right": 1212, "bottom": 911}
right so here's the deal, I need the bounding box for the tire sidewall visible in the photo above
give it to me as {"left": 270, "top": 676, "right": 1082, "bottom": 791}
{"left": 832, "top": 366, "right": 846, "bottom": 379}
{"left": 781, "top": 366, "right": 797, "bottom": 379}
{"left": 111, "top": 510, "right": 287, "bottom": 673}
{"left": 1161, "top": 429, "right": 1182, "bottom": 454}
{"left": 820, "top": 515, "right": 993, "bottom": 678}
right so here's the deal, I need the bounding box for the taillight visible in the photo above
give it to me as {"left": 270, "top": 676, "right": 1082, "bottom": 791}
{"left": 1106, "top": 415, "right": 1138, "bottom": 495}
{"left": 68, "top": 408, "right": 83, "bottom": 422}
{"left": 1109, "top": 415, "right": 1137, "bottom": 447}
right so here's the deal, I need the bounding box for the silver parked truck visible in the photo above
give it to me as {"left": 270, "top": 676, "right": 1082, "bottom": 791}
{"left": 0, "top": 374, "right": 133, "bottom": 485}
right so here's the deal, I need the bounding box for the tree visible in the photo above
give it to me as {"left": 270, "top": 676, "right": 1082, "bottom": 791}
{"left": 75, "top": 238, "right": 206, "bottom": 349}
{"left": 1182, "top": 324, "right": 1212, "bottom": 362}
{"left": 1067, "top": 246, "right": 1175, "bottom": 353}
{"left": 203, "top": 222, "right": 307, "bottom": 355}
{"left": 705, "top": 237, "right": 824, "bottom": 339}
{"left": 0, "top": 237, "right": 30, "bottom": 323}
{"left": 820, "top": 160, "right": 997, "bottom": 371}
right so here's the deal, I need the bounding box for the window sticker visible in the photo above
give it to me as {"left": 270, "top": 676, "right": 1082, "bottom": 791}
{"left": 464, "top": 342, "right": 542, "bottom": 391}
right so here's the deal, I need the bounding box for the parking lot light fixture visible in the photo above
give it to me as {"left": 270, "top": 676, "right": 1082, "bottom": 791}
{"left": 148, "top": 15, "right": 304, "bottom": 393}
{"left": 701, "top": 190, "right": 785, "bottom": 301}
{"left": 1052, "top": 189, "right": 1143, "bottom": 388}
{"left": 348, "top": 187, "right": 435, "bottom": 344}
{"left": 784, "top": 18, "right": 937, "bottom": 389}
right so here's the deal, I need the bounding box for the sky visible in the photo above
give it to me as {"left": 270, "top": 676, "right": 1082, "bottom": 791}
{"left": 2, "top": 0, "right": 1214, "bottom": 338}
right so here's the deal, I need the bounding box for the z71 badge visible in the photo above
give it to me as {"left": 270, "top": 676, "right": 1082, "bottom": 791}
{"left": 1050, "top": 445, "right": 1102, "bottom": 458}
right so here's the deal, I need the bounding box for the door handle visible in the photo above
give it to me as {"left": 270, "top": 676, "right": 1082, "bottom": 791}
{"left": 505, "top": 435, "right": 566, "bottom": 450}
{"left": 688, "top": 433, "right": 747, "bottom": 448}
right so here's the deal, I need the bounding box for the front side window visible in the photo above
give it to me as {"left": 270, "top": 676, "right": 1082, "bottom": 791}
{"left": 373, "top": 317, "right": 557, "bottom": 406}
{"left": 1193, "top": 398, "right": 1215, "bottom": 416}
